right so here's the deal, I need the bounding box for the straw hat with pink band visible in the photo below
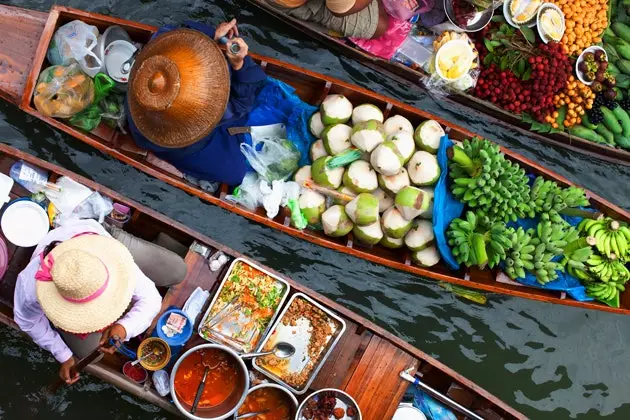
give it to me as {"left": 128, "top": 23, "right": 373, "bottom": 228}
{"left": 35, "top": 234, "right": 136, "bottom": 335}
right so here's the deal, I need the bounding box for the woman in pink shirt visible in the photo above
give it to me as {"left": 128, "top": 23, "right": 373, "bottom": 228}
{"left": 14, "top": 219, "right": 186, "bottom": 384}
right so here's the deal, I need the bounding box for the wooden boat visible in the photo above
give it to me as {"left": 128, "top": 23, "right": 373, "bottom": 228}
{"left": 1, "top": 5, "right": 629, "bottom": 315}
{"left": 246, "top": 0, "right": 630, "bottom": 166}
{"left": 0, "top": 143, "right": 525, "bottom": 419}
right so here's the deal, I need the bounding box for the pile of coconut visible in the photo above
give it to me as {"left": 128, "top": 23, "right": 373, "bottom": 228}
{"left": 293, "top": 94, "right": 445, "bottom": 268}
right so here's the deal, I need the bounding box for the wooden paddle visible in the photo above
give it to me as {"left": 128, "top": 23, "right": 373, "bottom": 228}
{"left": 47, "top": 346, "right": 103, "bottom": 394}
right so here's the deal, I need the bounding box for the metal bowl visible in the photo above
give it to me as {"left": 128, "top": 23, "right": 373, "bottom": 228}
{"left": 295, "top": 388, "right": 361, "bottom": 420}
{"left": 171, "top": 344, "right": 249, "bottom": 420}
{"left": 444, "top": 0, "right": 495, "bottom": 32}
{"left": 234, "top": 384, "right": 298, "bottom": 419}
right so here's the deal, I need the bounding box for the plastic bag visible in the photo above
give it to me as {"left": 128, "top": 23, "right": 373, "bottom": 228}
{"left": 71, "top": 192, "right": 113, "bottom": 223}
{"left": 47, "top": 20, "right": 102, "bottom": 77}
{"left": 225, "top": 172, "right": 261, "bottom": 211}
{"left": 34, "top": 64, "right": 94, "bottom": 118}
{"left": 69, "top": 74, "right": 120, "bottom": 132}
{"left": 240, "top": 128, "right": 301, "bottom": 182}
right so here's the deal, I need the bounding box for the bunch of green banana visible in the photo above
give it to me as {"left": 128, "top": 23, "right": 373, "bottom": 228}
{"left": 560, "top": 236, "right": 595, "bottom": 272}
{"left": 586, "top": 254, "right": 630, "bottom": 284}
{"left": 585, "top": 281, "right": 624, "bottom": 302}
{"left": 579, "top": 217, "right": 630, "bottom": 259}
{"left": 447, "top": 211, "right": 511, "bottom": 269}
{"left": 449, "top": 138, "right": 534, "bottom": 223}
{"left": 504, "top": 227, "right": 535, "bottom": 280}
{"left": 529, "top": 177, "right": 590, "bottom": 215}
{"left": 529, "top": 220, "right": 572, "bottom": 284}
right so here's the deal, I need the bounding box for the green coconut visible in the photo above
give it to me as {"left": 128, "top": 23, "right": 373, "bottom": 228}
{"left": 351, "top": 103, "right": 384, "bottom": 125}
{"left": 378, "top": 168, "right": 410, "bottom": 195}
{"left": 311, "top": 156, "right": 344, "bottom": 189}
{"left": 404, "top": 220, "right": 435, "bottom": 252}
{"left": 395, "top": 186, "right": 432, "bottom": 221}
{"left": 407, "top": 151, "right": 440, "bottom": 186}
{"left": 293, "top": 165, "right": 312, "bottom": 185}
{"left": 414, "top": 120, "right": 445, "bottom": 154}
{"left": 298, "top": 190, "right": 326, "bottom": 225}
{"left": 345, "top": 193, "right": 379, "bottom": 226}
{"left": 417, "top": 187, "right": 434, "bottom": 219}
{"left": 321, "top": 94, "right": 353, "bottom": 125}
{"left": 342, "top": 160, "right": 378, "bottom": 193}
{"left": 309, "top": 112, "right": 325, "bottom": 138}
{"left": 321, "top": 124, "right": 352, "bottom": 155}
{"left": 388, "top": 130, "right": 415, "bottom": 163}
{"left": 381, "top": 207, "right": 413, "bottom": 239}
{"left": 335, "top": 185, "right": 357, "bottom": 205}
{"left": 411, "top": 245, "right": 441, "bottom": 267}
{"left": 353, "top": 220, "right": 383, "bottom": 246}
{"left": 370, "top": 141, "right": 404, "bottom": 176}
{"left": 350, "top": 120, "right": 386, "bottom": 153}
{"left": 372, "top": 187, "right": 394, "bottom": 213}
{"left": 309, "top": 139, "right": 328, "bottom": 162}
{"left": 321, "top": 205, "right": 354, "bottom": 237}
{"left": 380, "top": 234, "right": 404, "bottom": 249}
{"left": 384, "top": 115, "right": 414, "bottom": 137}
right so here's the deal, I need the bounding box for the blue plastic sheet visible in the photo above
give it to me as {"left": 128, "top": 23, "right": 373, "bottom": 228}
{"left": 432, "top": 136, "right": 593, "bottom": 301}
{"left": 413, "top": 387, "right": 457, "bottom": 420}
{"left": 246, "top": 78, "right": 318, "bottom": 167}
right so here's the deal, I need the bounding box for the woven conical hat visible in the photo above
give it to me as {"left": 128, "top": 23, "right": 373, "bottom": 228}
{"left": 128, "top": 29, "right": 230, "bottom": 148}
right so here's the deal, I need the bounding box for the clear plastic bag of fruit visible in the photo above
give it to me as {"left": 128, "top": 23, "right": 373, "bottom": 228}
{"left": 33, "top": 64, "right": 95, "bottom": 118}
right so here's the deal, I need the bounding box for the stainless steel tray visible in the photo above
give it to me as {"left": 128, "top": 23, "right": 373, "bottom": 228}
{"left": 252, "top": 292, "right": 346, "bottom": 395}
{"left": 198, "top": 257, "right": 290, "bottom": 353}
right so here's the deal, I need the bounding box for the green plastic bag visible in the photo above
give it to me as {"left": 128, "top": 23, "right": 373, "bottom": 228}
{"left": 69, "top": 73, "right": 118, "bottom": 132}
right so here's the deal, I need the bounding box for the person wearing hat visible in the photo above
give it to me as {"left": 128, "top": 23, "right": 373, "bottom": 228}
{"left": 13, "top": 218, "right": 186, "bottom": 384}
{"left": 268, "top": 0, "right": 389, "bottom": 39}
{"left": 126, "top": 20, "right": 268, "bottom": 187}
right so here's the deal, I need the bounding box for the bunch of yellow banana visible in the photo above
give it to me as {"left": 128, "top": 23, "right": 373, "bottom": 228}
{"left": 578, "top": 218, "right": 630, "bottom": 260}
{"left": 584, "top": 282, "right": 624, "bottom": 302}
{"left": 585, "top": 254, "right": 630, "bottom": 284}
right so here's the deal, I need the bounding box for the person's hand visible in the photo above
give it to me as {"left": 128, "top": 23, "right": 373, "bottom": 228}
{"left": 225, "top": 38, "right": 249, "bottom": 71}
{"left": 99, "top": 323, "right": 127, "bottom": 354}
{"left": 59, "top": 356, "right": 80, "bottom": 385}
{"left": 214, "top": 18, "right": 239, "bottom": 42}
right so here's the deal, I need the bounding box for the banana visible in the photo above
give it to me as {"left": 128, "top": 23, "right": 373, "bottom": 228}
{"left": 611, "top": 233, "right": 621, "bottom": 257}
{"left": 615, "top": 232, "right": 627, "bottom": 257}
{"left": 604, "top": 234, "right": 612, "bottom": 258}
{"left": 588, "top": 221, "right": 605, "bottom": 237}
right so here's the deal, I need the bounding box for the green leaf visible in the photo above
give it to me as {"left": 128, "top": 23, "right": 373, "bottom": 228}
{"left": 519, "top": 26, "right": 536, "bottom": 43}
{"left": 490, "top": 40, "right": 502, "bottom": 47}
{"left": 522, "top": 67, "right": 533, "bottom": 81}
{"left": 539, "top": 123, "right": 552, "bottom": 133}
{"left": 531, "top": 121, "right": 544, "bottom": 131}
{"left": 484, "top": 38, "right": 494, "bottom": 53}
{"left": 483, "top": 53, "right": 494, "bottom": 66}
{"left": 517, "top": 59, "right": 526, "bottom": 76}
{"left": 500, "top": 55, "right": 509, "bottom": 71}
{"left": 550, "top": 127, "right": 565, "bottom": 134}
{"left": 500, "top": 23, "right": 510, "bottom": 34}
{"left": 500, "top": 38, "right": 511, "bottom": 47}
{"left": 492, "top": 15, "right": 506, "bottom": 23}
{"left": 521, "top": 113, "right": 534, "bottom": 123}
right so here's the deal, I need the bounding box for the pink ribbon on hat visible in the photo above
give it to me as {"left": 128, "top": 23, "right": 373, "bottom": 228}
{"left": 35, "top": 251, "right": 110, "bottom": 304}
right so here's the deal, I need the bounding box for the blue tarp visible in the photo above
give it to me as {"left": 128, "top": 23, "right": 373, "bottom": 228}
{"left": 413, "top": 387, "right": 457, "bottom": 420}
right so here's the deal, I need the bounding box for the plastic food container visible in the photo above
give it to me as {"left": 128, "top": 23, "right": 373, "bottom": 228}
{"left": 123, "top": 361, "right": 148, "bottom": 384}
{"left": 155, "top": 308, "right": 193, "bottom": 359}
{"left": 435, "top": 39, "right": 475, "bottom": 82}
{"left": 536, "top": 3, "right": 565, "bottom": 44}
{"left": 1, "top": 198, "right": 50, "bottom": 247}
{"left": 137, "top": 337, "right": 171, "bottom": 371}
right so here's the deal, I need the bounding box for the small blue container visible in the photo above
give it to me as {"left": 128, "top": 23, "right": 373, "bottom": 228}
{"left": 154, "top": 308, "right": 193, "bottom": 361}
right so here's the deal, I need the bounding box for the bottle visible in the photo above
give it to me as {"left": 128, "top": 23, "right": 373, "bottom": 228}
{"left": 9, "top": 161, "right": 50, "bottom": 193}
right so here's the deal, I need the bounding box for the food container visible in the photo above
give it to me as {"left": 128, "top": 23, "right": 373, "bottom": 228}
{"left": 234, "top": 383, "right": 298, "bottom": 419}
{"left": 97, "top": 25, "right": 132, "bottom": 62}
{"left": 122, "top": 361, "right": 148, "bottom": 384}
{"left": 503, "top": 0, "right": 538, "bottom": 27}
{"left": 137, "top": 337, "right": 171, "bottom": 371}
{"left": 253, "top": 293, "right": 346, "bottom": 395}
{"left": 156, "top": 308, "right": 193, "bottom": 358}
{"left": 105, "top": 203, "right": 131, "bottom": 228}
{"left": 296, "top": 388, "right": 361, "bottom": 420}
{"left": 435, "top": 39, "right": 475, "bottom": 82}
{"left": 576, "top": 46, "right": 607, "bottom": 86}
{"left": 392, "top": 403, "right": 427, "bottom": 420}
{"left": 104, "top": 40, "right": 137, "bottom": 83}
{"left": 536, "top": 3, "right": 565, "bottom": 44}
{"left": 443, "top": 0, "right": 494, "bottom": 32}
{"left": 171, "top": 344, "right": 249, "bottom": 420}
{"left": 0, "top": 237, "right": 8, "bottom": 280}
{"left": 198, "top": 258, "right": 290, "bottom": 353}
{"left": 1, "top": 198, "right": 50, "bottom": 247}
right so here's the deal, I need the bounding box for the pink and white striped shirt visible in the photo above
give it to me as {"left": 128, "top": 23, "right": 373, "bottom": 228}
{"left": 13, "top": 219, "right": 162, "bottom": 363}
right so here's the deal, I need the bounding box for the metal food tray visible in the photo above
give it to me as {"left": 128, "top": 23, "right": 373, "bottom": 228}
{"left": 198, "top": 257, "right": 290, "bottom": 353}
{"left": 252, "top": 292, "right": 347, "bottom": 395}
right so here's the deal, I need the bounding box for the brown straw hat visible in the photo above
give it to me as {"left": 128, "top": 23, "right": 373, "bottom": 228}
{"left": 128, "top": 29, "right": 230, "bottom": 148}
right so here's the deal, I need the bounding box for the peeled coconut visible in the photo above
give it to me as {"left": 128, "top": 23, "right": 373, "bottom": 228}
{"left": 311, "top": 156, "right": 344, "bottom": 189}
{"left": 378, "top": 168, "right": 410, "bottom": 195}
{"left": 414, "top": 120, "right": 445, "bottom": 154}
{"left": 294, "top": 165, "right": 312, "bottom": 185}
{"left": 335, "top": 185, "right": 357, "bottom": 205}
{"left": 350, "top": 120, "right": 386, "bottom": 153}
{"left": 298, "top": 190, "right": 326, "bottom": 225}
{"left": 388, "top": 130, "right": 415, "bottom": 163}
{"left": 345, "top": 193, "right": 379, "bottom": 226}
{"left": 418, "top": 187, "right": 434, "bottom": 219}
{"left": 412, "top": 245, "right": 441, "bottom": 267}
{"left": 321, "top": 124, "right": 352, "bottom": 156}
{"left": 404, "top": 220, "right": 435, "bottom": 251}
{"left": 384, "top": 115, "right": 414, "bottom": 137}
{"left": 321, "top": 94, "right": 353, "bottom": 125}
{"left": 343, "top": 160, "right": 378, "bottom": 193}
{"left": 310, "top": 139, "right": 328, "bottom": 162}
{"left": 321, "top": 205, "right": 354, "bottom": 237}
{"left": 372, "top": 187, "right": 394, "bottom": 212}
{"left": 353, "top": 220, "right": 383, "bottom": 246}
{"left": 352, "top": 103, "right": 384, "bottom": 125}
{"left": 407, "top": 151, "right": 440, "bottom": 186}
{"left": 309, "top": 112, "right": 325, "bottom": 138}
{"left": 370, "top": 141, "right": 404, "bottom": 176}
{"left": 380, "top": 235, "right": 404, "bottom": 249}
{"left": 395, "top": 186, "right": 432, "bottom": 221}
{"left": 381, "top": 207, "right": 413, "bottom": 239}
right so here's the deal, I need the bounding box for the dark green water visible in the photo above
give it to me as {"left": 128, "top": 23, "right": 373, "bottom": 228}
{"left": 1, "top": 1, "right": 630, "bottom": 418}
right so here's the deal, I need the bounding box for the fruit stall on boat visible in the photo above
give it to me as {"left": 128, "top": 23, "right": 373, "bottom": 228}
{"left": 247, "top": 0, "right": 630, "bottom": 166}
{"left": 0, "top": 144, "right": 525, "bottom": 419}
{"left": 0, "top": 5, "right": 630, "bottom": 315}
